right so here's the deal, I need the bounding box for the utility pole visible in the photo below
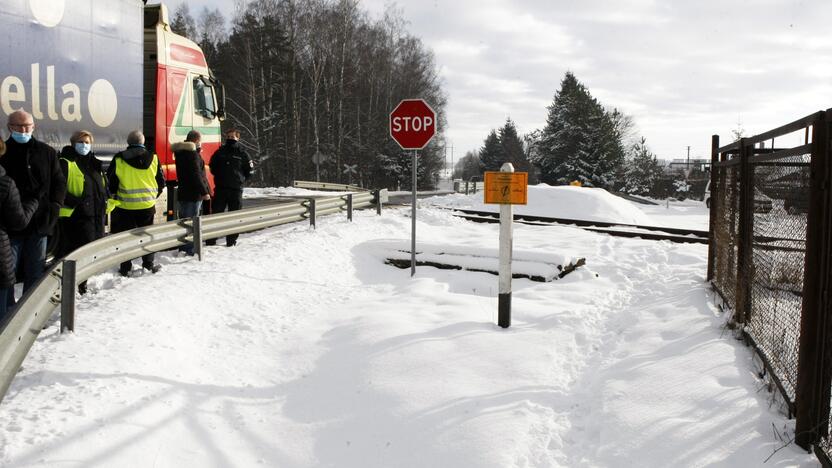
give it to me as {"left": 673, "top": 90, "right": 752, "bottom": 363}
{"left": 450, "top": 144, "right": 454, "bottom": 180}
{"left": 686, "top": 145, "right": 691, "bottom": 170}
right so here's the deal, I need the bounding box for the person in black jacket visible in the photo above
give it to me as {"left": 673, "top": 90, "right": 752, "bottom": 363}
{"left": 1, "top": 110, "right": 66, "bottom": 308}
{"left": 0, "top": 139, "right": 39, "bottom": 323}
{"left": 107, "top": 130, "right": 165, "bottom": 276}
{"left": 207, "top": 128, "right": 252, "bottom": 246}
{"left": 172, "top": 130, "right": 210, "bottom": 256}
{"left": 57, "top": 130, "right": 108, "bottom": 294}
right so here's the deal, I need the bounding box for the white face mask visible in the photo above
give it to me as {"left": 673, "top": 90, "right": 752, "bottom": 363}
{"left": 74, "top": 142, "right": 91, "bottom": 155}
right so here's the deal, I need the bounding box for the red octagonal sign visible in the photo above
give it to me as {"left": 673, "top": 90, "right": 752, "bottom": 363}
{"left": 389, "top": 99, "right": 437, "bottom": 150}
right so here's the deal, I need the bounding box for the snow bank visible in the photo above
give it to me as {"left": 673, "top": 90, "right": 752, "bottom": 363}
{"left": 425, "top": 184, "right": 654, "bottom": 225}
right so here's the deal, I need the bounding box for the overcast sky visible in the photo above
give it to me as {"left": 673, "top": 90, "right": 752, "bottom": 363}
{"left": 167, "top": 0, "right": 832, "bottom": 161}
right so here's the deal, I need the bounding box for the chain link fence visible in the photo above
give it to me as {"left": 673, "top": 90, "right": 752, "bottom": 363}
{"left": 708, "top": 110, "right": 832, "bottom": 465}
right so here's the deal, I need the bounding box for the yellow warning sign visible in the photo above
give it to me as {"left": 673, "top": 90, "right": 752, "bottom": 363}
{"left": 484, "top": 172, "right": 528, "bottom": 205}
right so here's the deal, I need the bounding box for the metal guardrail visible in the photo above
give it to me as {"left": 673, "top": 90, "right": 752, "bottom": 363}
{"left": 292, "top": 180, "right": 367, "bottom": 192}
{"left": 0, "top": 190, "right": 382, "bottom": 403}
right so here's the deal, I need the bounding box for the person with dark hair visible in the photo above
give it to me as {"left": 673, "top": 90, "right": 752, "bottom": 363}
{"left": 107, "top": 130, "right": 164, "bottom": 276}
{"left": 1, "top": 110, "right": 66, "bottom": 308}
{"left": 207, "top": 128, "right": 252, "bottom": 247}
{"left": 0, "top": 139, "right": 39, "bottom": 322}
{"left": 172, "top": 130, "right": 210, "bottom": 255}
{"left": 57, "top": 130, "right": 108, "bottom": 293}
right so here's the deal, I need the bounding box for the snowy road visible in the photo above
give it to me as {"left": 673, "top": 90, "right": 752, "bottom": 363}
{"left": 0, "top": 187, "right": 818, "bottom": 467}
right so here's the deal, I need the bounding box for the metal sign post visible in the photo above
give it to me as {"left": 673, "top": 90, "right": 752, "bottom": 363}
{"left": 498, "top": 163, "right": 514, "bottom": 328}
{"left": 312, "top": 151, "right": 328, "bottom": 182}
{"left": 388, "top": 99, "right": 437, "bottom": 278}
{"left": 343, "top": 163, "right": 357, "bottom": 186}
{"left": 484, "top": 164, "right": 528, "bottom": 329}
{"left": 412, "top": 150, "right": 418, "bottom": 276}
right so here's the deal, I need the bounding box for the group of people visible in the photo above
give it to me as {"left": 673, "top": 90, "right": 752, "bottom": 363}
{"left": 0, "top": 110, "right": 253, "bottom": 322}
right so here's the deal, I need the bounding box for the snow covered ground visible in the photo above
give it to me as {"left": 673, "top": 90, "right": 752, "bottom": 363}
{"left": 0, "top": 185, "right": 818, "bottom": 467}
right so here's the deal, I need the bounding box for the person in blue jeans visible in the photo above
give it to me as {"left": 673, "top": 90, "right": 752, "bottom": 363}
{"left": 1, "top": 110, "right": 66, "bottom": 308}
{"left": 0, "top": 139, "right": 39, "bottom": 323}
{"left": 172, "top": 130, "right": 210, "bottom": 256}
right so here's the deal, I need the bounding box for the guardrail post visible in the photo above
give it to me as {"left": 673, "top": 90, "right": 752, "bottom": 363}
{"left": 309, "top": 198, "right": 317, "bottom": 228}
{"left": 193, "top": 216, "right": 203, "bottom": 261}
{"left": 346, "top": 193, "right": 353, "bottom": 222}
{"left": 60, "top": 260, "right": 76, "bottom": 333}
{"left": 374, "top": 190, "right": 383, "bottom": 215}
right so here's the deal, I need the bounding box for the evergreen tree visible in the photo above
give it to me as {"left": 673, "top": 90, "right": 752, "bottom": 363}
{"left": 532, "top": 72, "right": 627, "bottom": 188}
{"left": 455, "top": 151, "right": 483, "bottom": 180}
{"left": 499, "top": 118, "right": 531, "bottom": 174}
{"left": 623, "top": 137, "right": 663, "bottom": 195}
{"left": 479, "top": 130, "right": 505, "bottom": 171}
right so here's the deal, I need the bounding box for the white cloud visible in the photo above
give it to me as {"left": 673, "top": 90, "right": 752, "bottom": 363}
{"left": 170, "top": 0, "right": 832, "bottom": 162}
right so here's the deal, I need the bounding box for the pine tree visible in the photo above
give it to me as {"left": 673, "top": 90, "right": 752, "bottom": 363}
{"left": 532, "top": 72, "right": 627, "bottom": 188}
{"left": 623, "top": 137, "right": 663, "bottom": 195}
{"left": 455, "top": 151, "right": 483, "bottom": 180}
{"left": 479, "top": 130, "right": 505, "bottom": 172}
{"left": 499, "top": 118, "right": 531, "bottom": 173}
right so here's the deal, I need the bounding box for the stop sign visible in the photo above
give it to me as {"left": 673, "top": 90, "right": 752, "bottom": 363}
{"left": 389, "top": 99, "right": 437, "bottom": 150}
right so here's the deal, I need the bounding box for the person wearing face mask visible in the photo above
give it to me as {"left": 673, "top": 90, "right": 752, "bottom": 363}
{"left": 0, "top": 139, "right": 39, "bottom": 323}
{"left": 0, "top": 110, "right": 66, "bottom": 307}
{"left": 206, "top": 128, "right": 253, "bottom": 247}
{"left": 172, "top": 130, "right": 210, "bottom": 256}
{"left": 57, "top": 130, "right": 108, "bottom": 293}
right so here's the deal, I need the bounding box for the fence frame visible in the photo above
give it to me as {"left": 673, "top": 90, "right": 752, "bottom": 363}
{"left": 708, "top": 109, "right": 832, "bottom": 460}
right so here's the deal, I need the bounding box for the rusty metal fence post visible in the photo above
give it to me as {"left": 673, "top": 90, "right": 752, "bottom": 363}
{"left": 707, "top": 135, "right": 719, "bottom": 282}
{"left": 734, "top": 138, "right": 753, "bottom": 324}
{"left": 796, "top": 110, "right": 832, "bottom": 450}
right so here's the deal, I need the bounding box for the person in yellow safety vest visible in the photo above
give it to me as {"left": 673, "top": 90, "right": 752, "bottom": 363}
{"left": 57, "top": 130, "right": 109, "bottom": 294}
{"left": 105, "top": 130, "right": 165, "bottom": 277}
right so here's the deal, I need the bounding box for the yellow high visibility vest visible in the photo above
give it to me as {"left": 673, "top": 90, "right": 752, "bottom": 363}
{"left": 59, "top": 158, "right": 85, "bottom": 217}
{"left": 114, "top": 155, "right": 159, "bottom": 210}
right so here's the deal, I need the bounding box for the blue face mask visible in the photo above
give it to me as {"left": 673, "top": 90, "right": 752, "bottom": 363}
{"left": 11, "top": 131, "right": 31, "bottom": 144}
{"left": 74, "top": 142, "right": 91, "bottom": 156}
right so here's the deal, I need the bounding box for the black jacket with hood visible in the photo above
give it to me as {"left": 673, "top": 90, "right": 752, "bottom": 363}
{"left": 106, "top": 145, "right": 165, "bottom": 208}
{"left": 0, "top": 136, "right": 66, "bottom": 236}
{"left": 172, "top": 141, "right": 210, "bottom": 202}
{"left": 0, "top": 166, "right": 38, "bottom": 287}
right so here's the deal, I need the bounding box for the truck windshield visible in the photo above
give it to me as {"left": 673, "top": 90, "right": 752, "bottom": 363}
{"left": 193, "top": 76, "right": 216, "bottom": 118}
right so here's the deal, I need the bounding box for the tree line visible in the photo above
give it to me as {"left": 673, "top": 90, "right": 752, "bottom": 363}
{"left": 171, "top": 0, "right": 446, "bottom": 189}
{"left": 456, "top": 72, "right": 666, "bottom": 196}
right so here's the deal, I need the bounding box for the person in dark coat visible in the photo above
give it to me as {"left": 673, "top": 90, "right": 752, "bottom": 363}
{"left": 207, "top": 128, "right": 252, "bottom": 246}
{"left": 172, "top": 130, "right": 210, "bottom": 256}
{"left": 1, "top": 110, "right": 66, "bottom": 308}
{"left": 0, "top": 139, "right": 39, "bottom": 323}
{"left": 107, "top": 130, "right": 165, "bottom": 276}
{"left": 57, "top": 130, "right": 108, "bottom": 294}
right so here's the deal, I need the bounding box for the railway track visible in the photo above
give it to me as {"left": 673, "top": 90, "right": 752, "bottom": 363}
{"left": 450, "top": 208, "right": 710, "bottom": 244}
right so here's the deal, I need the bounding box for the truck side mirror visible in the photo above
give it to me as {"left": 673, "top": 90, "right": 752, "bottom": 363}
{"left": 212, "top": 78, "right": 227, "bottom": 122}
